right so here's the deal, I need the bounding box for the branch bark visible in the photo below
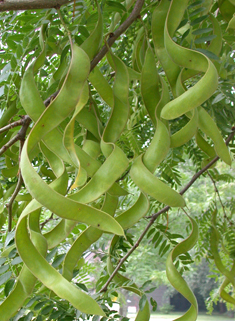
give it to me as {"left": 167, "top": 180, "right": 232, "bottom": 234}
{"left": 100, "top": 128, "right": 235, "bottom": 293}
{"left": 0, "top": 0, "right": 72, "bottom": 12}
{"left": 0, "top": 115, "right": 31, "bottom": 156}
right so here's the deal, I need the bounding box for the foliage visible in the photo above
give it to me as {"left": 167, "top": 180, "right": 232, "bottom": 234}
{"left": 0, "top": 0, "right": 235, "bottom": 320}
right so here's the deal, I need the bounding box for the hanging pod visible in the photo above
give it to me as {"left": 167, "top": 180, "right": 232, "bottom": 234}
{"left": 152, "top": 0, "right": 180, "bottom": 97}
{"left": 160, "top": 0, "right": 218, "bottom": 120}
{"left": 14, "top": 42, "right": 126, "bottom": 318}
{"left": 130, "top": 154, "right": 185, "bottom": 208}
{"left": 210, "top": 209, "right": 235, "bottom": 305}
{"left": 166, "top": 215, "right": 199, "bottom": 321}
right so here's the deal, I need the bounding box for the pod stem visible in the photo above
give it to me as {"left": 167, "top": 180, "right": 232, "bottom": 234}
{"left": 100, "top": 128, "right": 235, "bottom": 293}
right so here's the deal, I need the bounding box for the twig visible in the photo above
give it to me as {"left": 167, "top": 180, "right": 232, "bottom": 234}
{"left": 99, "top": 128, "right": 235, "bottom": 292}
{"left": 117, "top": 169, "right": 130, "bottom": 182}
{"left": 40, "top": 213, "right": 54, "bottom": 230}
{"left": 44, "top": 0, "right": 145, "bottom": 107}
{"left": 0, "top": 0, "right": 72, "bottom": 12}
{"left": 0, "top": 116, "right": 31, "bottom": 157}
{"left": 0, "top": 118, "right": 27, "bottom": 135}
{"left": 207, "top": 171, "right": 231, "bottom": 224}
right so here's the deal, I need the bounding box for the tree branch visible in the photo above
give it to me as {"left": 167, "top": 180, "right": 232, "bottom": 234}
{"left": 100, "top": 128, "right": 235, "bottom": 292}
{"left": 0, "top": 116, "right": 31, "bottom": 156}
{"left": 0, "top": 0, "right": 72, "bottom": 12}
{"left": 90, "top": 0, "right": 144, "bottom": 71}
{"left": 0, "top": 117, "right": 29, "bottom": 135}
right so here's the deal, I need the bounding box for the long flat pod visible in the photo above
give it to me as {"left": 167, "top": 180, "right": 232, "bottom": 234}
{"left": 152, "top": 0, "right": 180, "bottom": 97}
{"left": 166, "top": 215, "right": 199, "bottom": 320}
{"left": 130, "top": 155, "right": 185, "bottom": 207}
{"left": 104, "top": 51, "right": 129, "bottom": 144}
{"left": 161, "top": 0, "right": 218, "bottom": 120}
{"left": 210, "top": 209, "right": 235, "bottom": 304}
{"left": 16, "top": 215, "right": 105, "bottom": 316}
{"left": 141, "top": 46, "right": 161, "bottom": 128}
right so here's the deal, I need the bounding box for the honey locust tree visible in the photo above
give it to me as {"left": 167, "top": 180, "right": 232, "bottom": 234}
{"left": 0, "top": 0, "right": 234, "bottom": 320}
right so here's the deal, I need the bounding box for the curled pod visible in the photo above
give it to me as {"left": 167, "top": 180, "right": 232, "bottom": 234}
{"left": 141, "top": 46, "right": 161, "bottom": 127}
{"left": 198, "top": 107, "right": 231, "bottom": 165}
{"left": 152, "top": 0, "right": 180, "bottom": 97}
{"left": 0, "top": 209, "right": 48, "bottom": 321}
{"left": 130, "top": 154, "right": 185, "bottom": 208}
{"left": 143, "top": 119, "right": 170, "bottom": 173}
{"left": 170, "top": 108, "right": 199, "bottom": 148}
{"left": 15, "top": 44, "right": 124, "bottom": 317}
{"left": 160, "top": 0, "right": 218, "bottom": 120}
{"left": 210, "top": 209, "right": 235, "bottom": 304}
{"left": 104, "top": 51, "right": 129, "bottom": 144}
{"left": 166, "top": 215, "right": 199, "bottom": 321}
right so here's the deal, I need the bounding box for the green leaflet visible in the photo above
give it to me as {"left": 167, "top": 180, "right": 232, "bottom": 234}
{"left": 166, "top": 215, "right": 199, "bottom": 321}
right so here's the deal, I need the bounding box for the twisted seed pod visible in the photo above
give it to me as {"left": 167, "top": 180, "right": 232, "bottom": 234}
{"left": 170, "top": 109, "right": 199, "bottom": 148}
{"left": 63, "top": 83, "right": 89, "bottom": 188}
{"left": 143, "top": 119, "right": 170, "bottom": 173}
{"left": 141, "top": 46, "right": 161, "bottom": 128}
{"left": 104, "top": 51, "right": 130, "bottom": 144}
{"left": 136, "top": 40, "right": 184, "bottom": 206}
{"left": 81, "top": 2, "right": 103, "bottom": 60}
{"left": 89, "top": 67, "right": 114, "bottom": 107}
{"left": 62, "top": 193, "right": 118, "bottom": 281}
{"left": 130, "top": 155, "right": 185, "bottom": 207}
{"left": 0, "top": 152, "right": 68, "bottom": 320}
{"left": 132, "top": 27, "right": 146, "bottom": 72}
{"left": 63, "top": 192, "right": 149, "bottom": 282}
{"left": 210, "top": 209, "right": 235, "bottom": 305}
{"left": 152, "top": 0, "right": 180, "bottom": 97}
{"left": 160, "top": 0, "right": 218, "bottom": 120}
{"left": 166, "top": 215, "right": 199, "bottom": 321}
{"left": 198, "top": 107, "right": 231, "bottom": 165}
{"left": 195, "top": 130, "right": 216, "bottom": 168}
{"left": 14, "top": 44, "right": 124, "bottom": 318}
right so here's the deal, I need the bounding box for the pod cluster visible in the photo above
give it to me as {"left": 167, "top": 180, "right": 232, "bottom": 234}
{"left": 0, "top": 0, "right": 233, "bottom": 320}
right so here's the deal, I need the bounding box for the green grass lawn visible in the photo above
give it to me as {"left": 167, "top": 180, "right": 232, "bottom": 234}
{"left": 127, "top": 312, "right": 234, "bottom": 320}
